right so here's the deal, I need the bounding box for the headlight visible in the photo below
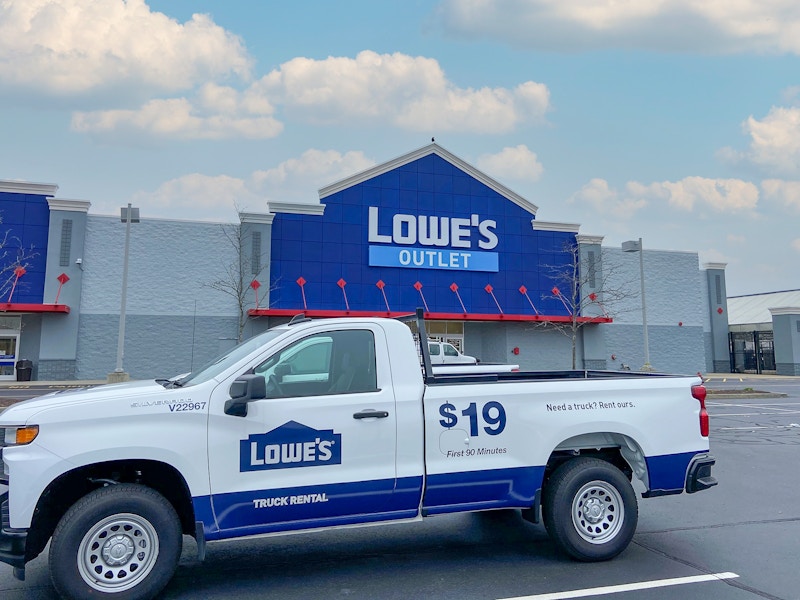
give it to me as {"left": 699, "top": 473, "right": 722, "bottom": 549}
{"left": 1, "top": 425, "right": 39, "bottom": 446}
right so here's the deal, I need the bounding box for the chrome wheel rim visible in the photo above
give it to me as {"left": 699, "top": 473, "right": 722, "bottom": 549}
{"left": 571, "top": 480, "right": 625, "bottom": 544}
{"left": 77, "top": 513, "right": 160, "bottom": 592}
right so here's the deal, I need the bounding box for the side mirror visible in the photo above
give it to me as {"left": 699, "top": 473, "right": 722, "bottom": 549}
{"left": 224, "top": 374, "right": 267, "bottom": 417}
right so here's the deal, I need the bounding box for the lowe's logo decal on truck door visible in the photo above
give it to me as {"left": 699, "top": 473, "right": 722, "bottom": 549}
{"left": 240, "top": 420, "right": 342, "bottom": 472}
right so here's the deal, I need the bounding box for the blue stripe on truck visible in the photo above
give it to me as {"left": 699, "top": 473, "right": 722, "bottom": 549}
{"left": 645, "top": 450, "right": 705, "bottom": 493}
{"left": 193, "top": 451, "right": 704, "bottom": 540}
{"left": 196, "top": 476, "right": 423, "bottom": 540}
{"left": 422, "top": 466, "right": 545, "bottom": 515}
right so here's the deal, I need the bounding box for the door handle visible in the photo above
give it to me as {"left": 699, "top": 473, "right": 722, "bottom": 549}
{"left": 353, "top": 410, "right": 389, "bottom": 419}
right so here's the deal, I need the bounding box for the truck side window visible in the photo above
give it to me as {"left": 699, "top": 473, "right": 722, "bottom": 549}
{"left": 443, "top": 344, "right": 459, "bottom": 357}
{"left": 428, "top": 343, "right": 440, "bottom": 356}
{"left": 328, "top": 330, "right": 377, "bottom": 395}
{"left": 255, "top": 329, "right": 377, "bottom": 398}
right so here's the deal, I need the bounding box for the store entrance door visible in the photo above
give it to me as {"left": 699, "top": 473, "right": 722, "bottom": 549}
{"left": 0, "top": 335, "right": 19, "bottom": 380}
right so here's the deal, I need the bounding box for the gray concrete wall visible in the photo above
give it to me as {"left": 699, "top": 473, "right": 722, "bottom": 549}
{"left": 77, "top": 215, "right": 243, "bottom": 379}
{"left": 76, "top": 313, "right": 238, "bottom": 380}
{"left": 467, "top": 321, "right": 576, "bottom": 370}
{"left": 599, "top": 248, "right": 705, "bottom": 373}
{"left": 604, "top": 324, "right": 705, "bottom": 374}
{"left": 771, "top": 311, "right": 800, "bottom": 375}
{"left": 464, "top": 248, "right": 708, "bottom": 374}
{"left": 704, "top": 266, "right": 730, "bottom": 372}
{"left": 37, "top": 201, "right": 91, "bottom": 379}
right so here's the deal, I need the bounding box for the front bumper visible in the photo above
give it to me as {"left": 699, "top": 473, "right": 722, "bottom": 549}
{"left": 0, "top": 492, "right": 27, "bottom": 568}
{"left": 685, "top": 454, "right": 717, "bottom": 493}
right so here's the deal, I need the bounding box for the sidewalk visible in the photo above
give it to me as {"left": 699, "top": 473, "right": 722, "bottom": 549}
{"left": 0, "top": 379, "right": 108, "bottom": 389}
{"left": 1, "top": 372, "right": 797, "bottom": 389}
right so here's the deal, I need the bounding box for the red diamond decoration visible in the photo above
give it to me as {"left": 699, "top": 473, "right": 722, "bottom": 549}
{"left": 296, "top": 277, "right": 306, "bottom": 287}
{"left": 552, "top": 286, "right": 560, "bottom": 296}
{"left": 376, "top": 280, "right": 385, "bottom": 290}
{"left": 518, "top": 285, "right": 527, "bottom": 295}
{"left": 413, "top": 281, "right": 423, "bottom": 291}
{"left": 450, "top": 283, "right": 459, "bottom": 292}
{"left": 717, "top": 307, "right": 724, "bottom": 314}
{"left": 14, "top": 266, "right": 26, "bottom": 277}
{"left": 250, "top": 279, "right": 261, "bottom": 290}
{"left": 337, "top": 278, "right": 347, "bottom": 289}
{"left": 589, "top": 292, "right": 597, "bottom": 301}
{"left": 484, "top": 284, "right": 493, "bottom": 293}
{"left": 57, "top": 273, "right": 70, "bottom": 284}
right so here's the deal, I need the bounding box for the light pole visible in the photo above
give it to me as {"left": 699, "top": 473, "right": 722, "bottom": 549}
{"left": 622, "top": 237, "right": 652, "bottom": 371}
{"left": 109, "top": 203, "right": 139, "bottom": 383}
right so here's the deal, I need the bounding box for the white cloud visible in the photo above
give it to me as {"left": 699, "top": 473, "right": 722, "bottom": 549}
{"left": 699, "top": 248, "right": 733, "bottom": 265}
{"left": 127, "top": 149, "right": 374, "bottom": 220}
{"left": 71, "top": 50, "right": 549, "bottom": 139}
{"left": 252, "top": 149, "right": 375, "bottom": 201}
{"left": 72, "top": 84, "right": 283, "bottom": 140}
{"left": 438, "top": 0, "right": 800, "bottom": 54}
{"left": 739, "top": 107, "right": 800, "bottom": 175}
{"left": 568, "top": 178, "right": 648, "bottom": 219}
{"left": 255, "top": 50, "right": 550, "bottom": 133}
{"left": 656, "top": 177, "right": 759, "bottom": 212}
{"left": 570, "top": 176, "right": 758, "bottom": 217}
{"left": 476, "top": 145, "right": 544, "bottom": 182}
{"left": 761, "top": 179, "right": 800, "bottom": 211}
{"left": 0, "top": 0, "right": 250, "bottom": 96}
{"left": 131, "top": 174, "right": 262, "bottom": 221}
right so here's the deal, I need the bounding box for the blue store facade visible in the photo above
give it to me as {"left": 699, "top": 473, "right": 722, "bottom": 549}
{"left": 264, "top": 144, "right": 602, "bottom": 321}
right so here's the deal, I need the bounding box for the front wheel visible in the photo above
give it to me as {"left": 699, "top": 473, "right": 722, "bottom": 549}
{"left": 49, "top": 483, "right": 182, "bottom": 600}
{"left": 543, "top": 457, "right": 638, "bottom": 561}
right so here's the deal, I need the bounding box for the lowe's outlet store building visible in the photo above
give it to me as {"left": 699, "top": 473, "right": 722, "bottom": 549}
{"left": 0, "top": 143, "right": 764, "bottom": 382}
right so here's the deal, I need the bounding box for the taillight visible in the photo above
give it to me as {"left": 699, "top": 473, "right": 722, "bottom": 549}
{"left": 692, "top": 385, "right": 709, "bottom": 437}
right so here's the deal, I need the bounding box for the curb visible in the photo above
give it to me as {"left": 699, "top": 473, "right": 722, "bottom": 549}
{"left": 706, "top": 392, "right": 788, "bottom": 399}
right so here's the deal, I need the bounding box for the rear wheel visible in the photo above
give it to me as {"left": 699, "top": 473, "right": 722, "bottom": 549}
{"left": 49, "top": 483, "right": 182, "bottom": 600}
{"left": 543, "top": 457, "right": 637, "bottom": 561}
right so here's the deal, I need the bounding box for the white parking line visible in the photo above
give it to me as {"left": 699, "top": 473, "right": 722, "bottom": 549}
{"left": 717, "top": 425, "right": 800, "bottom": 431}
{"left": 497, "top": 572, "right": 739, "bottom": 600}
{"left": 709, "top": 412, "right": 800, "bottom": 416}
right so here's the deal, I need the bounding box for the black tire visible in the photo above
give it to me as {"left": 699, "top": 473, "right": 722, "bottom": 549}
{"left": 542, "top": 457, "right": 638, "bottom": 561}
{"left": 49, "top": 483, "right": 182, "bottom": 600}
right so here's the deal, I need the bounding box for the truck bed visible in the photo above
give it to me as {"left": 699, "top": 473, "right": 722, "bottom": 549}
{"left": 426, "top": 369, "right": 684, "bottom": 385}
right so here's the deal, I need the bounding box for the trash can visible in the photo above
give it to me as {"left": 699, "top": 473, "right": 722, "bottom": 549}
{"left": 15, "top": 359, "right": 32, "bottom": 382}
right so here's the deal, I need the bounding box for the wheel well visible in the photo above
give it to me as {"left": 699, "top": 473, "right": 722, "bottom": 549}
{"left": 544, "top": 447, "right": 632, "bottom": 487}
{"left": 543, "top": 432, "right": 647, "bottom": 491}
{"left": 26, "top": 459, "right": 195, "bottom": 563}
{"left": 523, "top": 444, "right": 635, "bottom": 526}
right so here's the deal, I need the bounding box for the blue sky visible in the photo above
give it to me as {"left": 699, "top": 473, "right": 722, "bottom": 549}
{"left": 1, "top": 0, "right": 800, "bottom": 296}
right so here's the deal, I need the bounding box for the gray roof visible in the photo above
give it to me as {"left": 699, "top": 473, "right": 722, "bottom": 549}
{"left": 727, "top": 290, "right": 800, "bottom": 325}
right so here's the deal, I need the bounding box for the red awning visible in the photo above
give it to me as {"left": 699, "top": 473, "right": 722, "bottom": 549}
{"left": 247, "top": 308, "right": 610, "bottom": 323}
{"left": 0, "top": 303, "right": 70, "bottom": 314}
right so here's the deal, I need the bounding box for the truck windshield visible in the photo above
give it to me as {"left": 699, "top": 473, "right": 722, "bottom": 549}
{"left": 176, "top": 329, "right": 285, "bottom": 387}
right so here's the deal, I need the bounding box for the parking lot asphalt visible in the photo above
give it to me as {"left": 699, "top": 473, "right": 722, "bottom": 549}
{"left": 1, "top": 372, "right": 799, "bottom": 599}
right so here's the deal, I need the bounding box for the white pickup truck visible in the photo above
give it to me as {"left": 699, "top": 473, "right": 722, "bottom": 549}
{"left": 428, "top": 340, "right": 477, "bottom": 364}
{"left": 0, "top": 310, "right": 716, "bottom": 600}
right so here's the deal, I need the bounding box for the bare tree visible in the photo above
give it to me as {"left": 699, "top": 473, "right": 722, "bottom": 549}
{"left": 0, "top": 224, "right": 39, "bottom": 302}
{"left": 206, "top": 216, "right": 272, "bottom": 343}
{"left": 540, "top": 240, "right": 638, "bottom": 369}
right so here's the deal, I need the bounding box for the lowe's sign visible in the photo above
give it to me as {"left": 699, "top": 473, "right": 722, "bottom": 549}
{"left": 367, "top": 206, "right": 499, "bottom": 272}
{"left": 240, "top": 421, "right": 342, "bottom": 472}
